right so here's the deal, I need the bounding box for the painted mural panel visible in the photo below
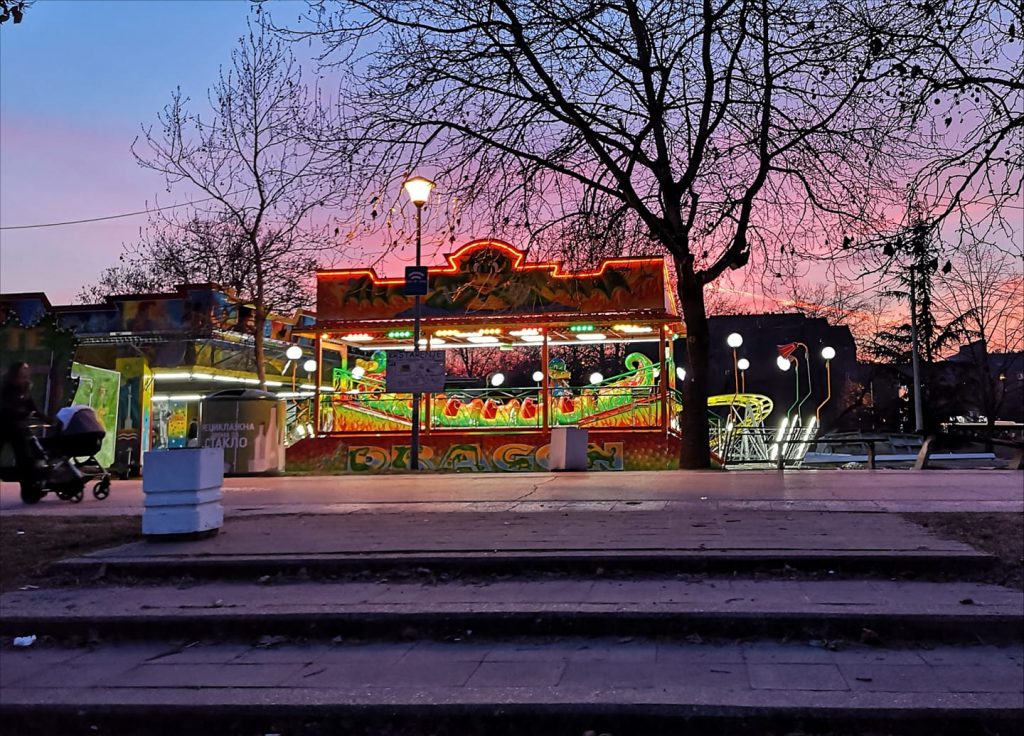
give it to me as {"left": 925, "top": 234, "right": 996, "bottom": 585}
{"left": 70, "top": 363, "right": 120, "bottom": 466}
{"left": 318, "top": 240, "right": 670, "bottom": 322}
{"left": 287, "top": 432, "right": 680, "bottom": 474}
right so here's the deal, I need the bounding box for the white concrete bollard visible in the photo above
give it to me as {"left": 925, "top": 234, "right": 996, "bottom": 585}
{"left": 549, "top": 427, "right": 589, "bottom": 471}
{"left": 142, "top": 448, "right": 224, "bottom": 538}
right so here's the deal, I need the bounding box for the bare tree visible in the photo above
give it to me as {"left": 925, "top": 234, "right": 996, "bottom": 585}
{"left": 272, "top": 0, "right": 944, "bottom": 466}
{"left": 0, "top": 0, "right": 31, "bottom": 25}
{"left": 133, "top": 23, "right": 341, "bottom": 386}
{"left": 78, "top": 216, "right": 320, "bottom": 316}
{"left": 880, "top": 0, "right": 1023, "bottom": 234}
{"left": 934, "top": 239, "right": 1024, "bottom": 424}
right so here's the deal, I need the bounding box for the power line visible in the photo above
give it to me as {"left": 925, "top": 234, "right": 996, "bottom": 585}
{"left": 0, "top": 190, "right": 254, "bottom": 231}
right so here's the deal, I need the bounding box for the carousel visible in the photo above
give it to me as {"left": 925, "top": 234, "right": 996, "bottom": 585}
{"left": 287, "top": 239, "right": 687, "bottom": 472}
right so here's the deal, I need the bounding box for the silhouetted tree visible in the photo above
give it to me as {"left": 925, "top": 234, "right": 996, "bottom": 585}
{"left": 132, "top": 24, "right": 341, "bottom": 386}
{"left": 275, "top": 0, "right": 946, "bottom": 466}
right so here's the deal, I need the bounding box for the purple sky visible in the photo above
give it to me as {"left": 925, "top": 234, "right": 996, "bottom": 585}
{"left": 0, "top": 0, "right": 257, "bottom": 303}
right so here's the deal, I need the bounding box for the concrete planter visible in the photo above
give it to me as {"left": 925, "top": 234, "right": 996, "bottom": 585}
{"left": 549, "top": 427, "right": 589, "bottom": 471}
{"left": 142, "top": 448, "right": 224, "bottom": 538}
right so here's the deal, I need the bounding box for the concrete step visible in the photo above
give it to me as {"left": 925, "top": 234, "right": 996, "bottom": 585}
{"left": 2, "top": 638, "right": 1021, "bottom": 735}
{"left": 3, "top": 577, "right": 1021, "bottom": 642}
{"left": 51, "top": 509, "right": 996, "bottom": 580}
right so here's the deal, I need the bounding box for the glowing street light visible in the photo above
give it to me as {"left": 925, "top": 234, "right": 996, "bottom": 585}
{"left": 490, "top": 372, "right": 505, "bottom": 387}
{"left": 776, "top": 355, "right": 792, "bottom": 372}
{"left": 727, "top": 333, "right": 743, "bottom": 395}
{"left": 589, "top": 372, "right": 604, "bottom": 385}
{"left": 676, "top": 366, "right": 687, "bottom": 381}
{"left": 285, "top": 345, "right": 304, "bottom": 391}
{"left": 737, "top": 357, "right": 750, "bottom": 393}
{"left": 303, "top": 359, "right": 318, "bottom": 374}
{"left": 532, "top": 370, "right": 544, "bottom": 383}
{"left": 402, "top": 175, "right": 436, "bottom": 471}
{"left": 817, "top": 346, "right": 836, "bottom": 421}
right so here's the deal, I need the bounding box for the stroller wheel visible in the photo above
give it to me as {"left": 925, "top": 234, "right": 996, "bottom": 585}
{"left": 69, "top": 487, "right": 85, "bottom": 503}
{"left": 93, "top": 479, "right": 111, "bottom": 500}
{"left": 19, "top": 479, "right": 45, "bottom": 505}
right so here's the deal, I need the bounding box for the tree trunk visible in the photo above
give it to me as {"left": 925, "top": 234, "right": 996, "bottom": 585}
{"left": 676, "top": 261, "right": 711, "bottom": 469}
{"left": 254, "top": 307, "right": 267, "bottom": 389}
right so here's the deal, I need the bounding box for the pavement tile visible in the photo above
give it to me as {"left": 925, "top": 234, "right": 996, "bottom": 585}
{"left": 315, "top": 643, "right": 415, "bottom": 665}
{"left": 9, "top": 661, "right": 140, "bottom": 689}
{"left": 0, "top": 648, "right": 85, "bottom": 687}
{"left": 839, "top": 664, "right": 946, "bottom": 693}
{"left": 748, "top": 663, "right": 849, "bottom": 691}
{"left": 466, "top": 660, "right": 567, "bottom": 688}
{"left": 483, "top": 644, "right": 580, "bottom": 662}
{"left": 932, "top": 664, "right": 1024, "bottom": 694}
{"left": 656, "top": 644, "right": 745, "bottom": 665}
{"left": 107, "top": 662, "right": 305, "bottom": 688}
{"left": 559, "top": 661, "right": 661, "bottom": 688}
{"left": 232, "top": 645, "right": 325, "bottom": 665}
{"left": 652, "top": 663, "right": 750, "bottom": 690}
{"left": 142, "top": 643, "right": 251, "bottom": 664}
{"left": 916, "top": 646, "right": 1024, "bottom": 666}
{"left": 401, "top": 642, "right": 494, "bottom": 663}
{"left": 370, "top": 660, "right": 481, "bottom": 687}
{"left": 830, "top": 648, "right": 927, "bottom": 666}
{"left": 279, "top": 662, "right": 391, "bottom": 688}
{"left": 569, "top": 642, "right": 658, "bottom": 663}
{"left": 742, "top": 643, "right": 836, "bottom": 664}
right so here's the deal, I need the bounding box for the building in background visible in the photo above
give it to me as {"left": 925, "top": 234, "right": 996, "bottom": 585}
{"left": 1, "top": 285, "right": 326, "bottom": 476}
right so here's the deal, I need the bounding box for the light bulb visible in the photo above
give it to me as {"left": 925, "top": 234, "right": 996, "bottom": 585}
{"left": 726, "top": 332, "right": 743, "bottom": 348}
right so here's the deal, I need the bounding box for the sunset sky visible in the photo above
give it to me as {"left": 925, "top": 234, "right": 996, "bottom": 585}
{"left": 0, "top": 0, "right": 254, "bottom": 302}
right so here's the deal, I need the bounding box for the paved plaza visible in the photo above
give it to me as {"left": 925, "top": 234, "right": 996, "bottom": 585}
{"left": 2, "top": 468, "right": 1022, "bottom": 516}
{"left": 1, "top": 469, "right": 1021, "bottom": 733}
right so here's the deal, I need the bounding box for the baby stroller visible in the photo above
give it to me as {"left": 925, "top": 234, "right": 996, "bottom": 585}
{"left": 7, "top": 406, "right": 113, "bottom": 505}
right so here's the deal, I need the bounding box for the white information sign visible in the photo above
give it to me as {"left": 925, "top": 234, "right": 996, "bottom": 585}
{"left": 385, "top": 351, "right": 446, "bottom": 393}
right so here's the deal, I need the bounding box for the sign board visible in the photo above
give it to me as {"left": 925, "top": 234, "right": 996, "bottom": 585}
{"left": 404, "top": 266, "right": 429, "bottom": 296}
{"left": 386, "top": 350, "right": 446, "bottom": 393}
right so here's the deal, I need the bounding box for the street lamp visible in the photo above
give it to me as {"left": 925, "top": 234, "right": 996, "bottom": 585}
{"left": 816, "top": 346, "right": 836, "bottom": 421}
{"left": 737, "top": 357, "right": 750, "bottom": 393}
{"left": 589, "top": 372, "right": 604, "bottom": 385}
{"left": 726, "top": 333, "right": 743, "bottom": 395}
{"left": 285, "top": 345, "right": 303, "bottom": 391}
{"left": 402, "top": 175, "right": 435, "bottom": 471}
{"left": 490, "top": 372, "right": 505, "bottom": 388}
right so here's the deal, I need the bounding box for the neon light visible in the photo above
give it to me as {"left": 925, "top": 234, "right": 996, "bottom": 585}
{"left": 387, "top": 329, "right": 413, "bottom": 339}
{"left": 153, "top": 372, "right": 192, "bottom": 381}
{"left": 575, "top": 333, "right": 606, "bottom": 342}
{"left": 317, "top": 239, "right": 664, "bottom": 285}
{"left": 343, "top": 333, "right": 374, "bottom": 342}
{"left": 612, "top": 324, "right": 653, "bottom": 334}
{"left": 509, "top": 328, "right": 541, "bottom": 336}
{"left": 466, "top": 335, "right": 500, "bottom": 344}
{"left": 521, "top": 335, "right": 545, "bottom": 343}
{"left": 569, "top": 324, "right": 595, "bottom": 332}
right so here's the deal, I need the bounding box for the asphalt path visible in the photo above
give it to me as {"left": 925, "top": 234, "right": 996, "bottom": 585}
{"left": 2, "top": 469, "right": 1021, "bottom": 516}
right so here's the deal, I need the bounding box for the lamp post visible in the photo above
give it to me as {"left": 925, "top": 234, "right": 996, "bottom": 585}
{"left": 737, "top": 358, "right": 750, "bottom": 394}
{"left": 726, "top": 333, "right": 743, "bottom": 395}
{"left": 403, "top": 175, "right": 435, "bottom": 470}
{"left": 285, "top": 345, "right": 303, "bottom": 392}
{"left": 816, "top": 347, "right": 835, "bottom": 422}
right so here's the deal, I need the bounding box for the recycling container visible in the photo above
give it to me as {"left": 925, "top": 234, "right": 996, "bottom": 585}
{"left": 199, "top": 388, "right": 286, "bottom": 475}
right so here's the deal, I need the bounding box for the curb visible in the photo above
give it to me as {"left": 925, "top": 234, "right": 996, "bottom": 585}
{"left": 51, "top": 549, "right": 997, "bottom": 581}
{"left": 2, "top": 697, "right": 1021, "bottom": 736}
{"left": 3, "top": 609, "right": 1020, "bottom": 644}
